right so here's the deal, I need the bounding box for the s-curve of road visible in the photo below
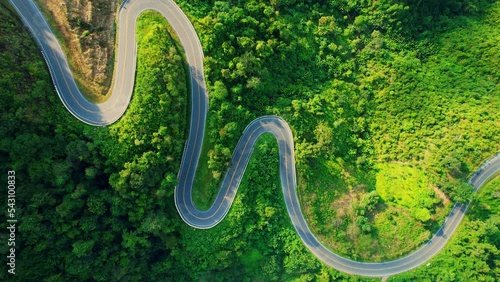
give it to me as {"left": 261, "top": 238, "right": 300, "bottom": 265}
{"left": 10, "top": 0, "right": 500, "bottom": 277}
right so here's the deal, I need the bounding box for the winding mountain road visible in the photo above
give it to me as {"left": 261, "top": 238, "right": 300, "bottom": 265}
{"left": 10, "top": 0, "right": 500, "bottom": 277}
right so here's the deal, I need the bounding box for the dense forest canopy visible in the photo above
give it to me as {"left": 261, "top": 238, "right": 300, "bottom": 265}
{"left": 0, "top": 0, "right": 499, "bottom": 280}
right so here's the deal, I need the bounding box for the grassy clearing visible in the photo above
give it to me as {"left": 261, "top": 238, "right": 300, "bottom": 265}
{"left": 299, "top": 159, "right": 382, "bottom": 260}
{"left": 299, "top": 160, "right": 451, "bottom": 261}
{"left": 376, "top": 163, "right": 441, "bottom": 222}
{"left": 373, "top": 206, "right": 431, "bottom": 258}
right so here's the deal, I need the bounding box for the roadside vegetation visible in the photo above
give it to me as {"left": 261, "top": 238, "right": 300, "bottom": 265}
{"left": 0, "top": 0, "right": 499, "bottom": 281}
{"left": 390, "top": 176, "right": 500, "bottom": 281}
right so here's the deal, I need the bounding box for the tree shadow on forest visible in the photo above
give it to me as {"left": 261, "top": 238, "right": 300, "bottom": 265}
{"left": 398, "top": 0, "right": 495, "bottom": 38}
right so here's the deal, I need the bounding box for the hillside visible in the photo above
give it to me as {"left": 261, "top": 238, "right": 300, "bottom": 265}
{"left": 36, "top": 0, "right": 119, "bottom": 100}
{"left": 1, "top": 0, "right": 498, "bottom": 280}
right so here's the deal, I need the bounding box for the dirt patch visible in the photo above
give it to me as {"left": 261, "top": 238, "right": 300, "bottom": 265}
{"left": 431, "top": 184, "right": 451, "bottom": 206}
{"left": 37, "top": 0, "right": 119, "bottom": 101}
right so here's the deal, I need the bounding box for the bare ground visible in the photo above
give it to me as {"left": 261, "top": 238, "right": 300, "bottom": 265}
{"left": 36, "top": 0, "right": 119, "bottom": 101}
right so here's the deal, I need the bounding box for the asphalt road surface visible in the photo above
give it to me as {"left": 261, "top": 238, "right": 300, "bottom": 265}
{"left": 10, "top": 0, "right": 500, "bottom": 277}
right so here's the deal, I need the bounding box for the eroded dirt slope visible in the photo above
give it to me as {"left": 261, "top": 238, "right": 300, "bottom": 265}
{"left": 37, "top": 0, "right": 118, "bottom": 99}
